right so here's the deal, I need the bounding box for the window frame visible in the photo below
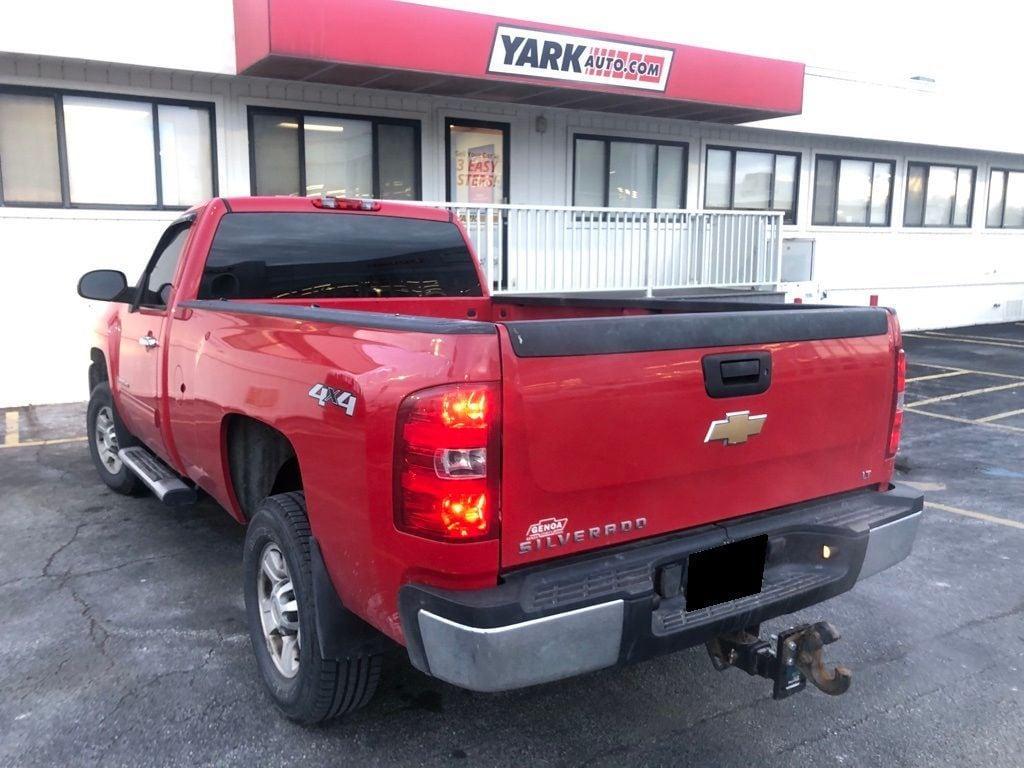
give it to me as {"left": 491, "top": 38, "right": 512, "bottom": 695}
{"left": 247, "top": 105, "right": 422, "bottom": 200}
{"left": 571, "top": 133, "right": 689, "bottom": 209}
{"left": 986, "top": 167, "right": 1024, "bottom": 230}
{"left": 0, "top": 84, "right": 217, "bottom": 210}
{"left": 811, "top": 153, "right": 897, "bottom": 228}
{"left": 131, "top": 214, "right": 196, "bottom": 312}
{"left": 902, "top": 160, "right": 977, "bottom": 229}
{"left": 703, "top": 144, "right": 801, "bottom": 225}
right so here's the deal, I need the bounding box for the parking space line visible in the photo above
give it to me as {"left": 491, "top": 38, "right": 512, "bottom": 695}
{"left": 0, "top": 436, "right": 87, "bottom": 450}
{"left": 907, "top": 380, "right": 1024, "bottom": 407}
{"left": 904, "top": 407, "right": 1024, "bottom": 433}
{"left": 919, "top": 330, "right": 1024, "bottom": 345}
{"left": 904, "top": 362, "right": 1024, "bottom": 380}
{"left": 926, "top": 501, "right": 1024, "bottom": 531}
{"left": 978, "top": 407, "right": 1024, "bottom": 423}
{"left": 904, "top": 332, "right": 1024, "bottom": 350}
{"left": 906, "top": 370, "right": 970, "bottom": 383}
{"left": 4, "top": 411, "right": 18, "bottom": 447}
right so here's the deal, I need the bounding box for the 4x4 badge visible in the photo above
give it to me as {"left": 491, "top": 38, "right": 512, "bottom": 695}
{"left": 704, "top": 410, "right": 766, "bottom": 446}
{"left": 308, "top": 383, "right": 357, "bottom": 416}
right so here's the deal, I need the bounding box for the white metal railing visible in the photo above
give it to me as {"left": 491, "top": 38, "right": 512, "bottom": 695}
{"left": 433, "top": 203, "right": 782, "bottom": 295}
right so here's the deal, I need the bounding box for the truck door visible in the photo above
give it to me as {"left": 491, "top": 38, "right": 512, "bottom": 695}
{"left": 115, "top": 219, "right": 192, "bottom": 461}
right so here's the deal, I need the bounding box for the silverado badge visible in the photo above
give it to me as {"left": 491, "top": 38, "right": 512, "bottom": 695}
{"left": 704, "top": 410, "right": 767, "bottom": 446}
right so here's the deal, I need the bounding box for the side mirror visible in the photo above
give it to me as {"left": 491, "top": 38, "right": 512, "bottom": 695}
{"left": 78, "top": 270, "right": 131, "bottom": 303}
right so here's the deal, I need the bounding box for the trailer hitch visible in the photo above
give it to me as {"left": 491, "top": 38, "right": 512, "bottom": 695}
{"left": 706, "top": 621, "right": 852, "bottom": 700}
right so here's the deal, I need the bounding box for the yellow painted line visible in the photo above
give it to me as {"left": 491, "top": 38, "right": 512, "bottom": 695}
{"left": 907, "top": 380, "right": 1024, "bottom": 407}
{"left": 978, "top": 407, "right": 1024, "bottom": 423}
{"left": 904, "top": 407, "right": 1024, "bottom": 433}
{"left": 926, "top": 501, "right": 1024, "bottom": 531}
{"left": 903, "top": 480, "right": 947, "bottom": 492}
{"left": 904, "top": 332, "right": 1024, "bottom": 350}
{"left": 906, "top": 370, "right": 970, "bottom": 383}
{"left": 0, "top": 436, "right": 87, "bottom": 450}
{"left": 921, "top": 330, "right": 1024, "bottom": 344}
{"left": 4, "top": 411, "right": 18, "bottom": 447}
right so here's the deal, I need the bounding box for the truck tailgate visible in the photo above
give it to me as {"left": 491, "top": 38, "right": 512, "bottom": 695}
{"left": 497, "top": 307, "right": 898, "bottom": 567}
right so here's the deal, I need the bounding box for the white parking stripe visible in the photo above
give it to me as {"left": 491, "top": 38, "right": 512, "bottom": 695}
{"left": 977, "top": 407, "right": 1024, "bottom": 423}
{"left": 905, "top": 363, "right": 1024, "bottom": 380}
{"left": 904, "top": 407, "right": 1024, "bottom": 433}
{"left": 906, "top": 370, "right": 970, "bottom": 383}
{"left": 907, "top": 381, "right": 1024, "bottom": 407}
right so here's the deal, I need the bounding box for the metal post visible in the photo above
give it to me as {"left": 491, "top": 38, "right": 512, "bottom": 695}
{"left": 643, "top": 211, "right": 655, "bottom": 297}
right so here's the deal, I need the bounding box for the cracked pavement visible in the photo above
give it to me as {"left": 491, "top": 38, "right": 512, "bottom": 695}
{"left": 2, "top": 324, "right": 1024, "bottom": 767}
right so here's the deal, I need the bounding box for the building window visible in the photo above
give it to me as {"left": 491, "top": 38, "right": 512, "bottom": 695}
{"left": 0, "top": 86, "right": 215, "bottom": 209}
{"left": 704, "top": 146, "right": 800, "bottom": 224}
{"left": 572, "top": 135, "right": 687, "bottom": 209}
{"left": 248, "top": 107, "right": 420, "bottom": 200}
{"left": 986, "top": 169, "right": 1024, "bottom": 229}
{"left": 903, "top": 162, "right": 975, "bottom": 228}
{"left": 812, "top": 155, "right": 895, "bottom": 226}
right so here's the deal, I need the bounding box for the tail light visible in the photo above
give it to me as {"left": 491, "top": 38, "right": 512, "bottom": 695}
{"left": 394, "top": 383, "right": 500, "bottom": 541}
{"left": 886, "top": 347, "right": 906, "bottom": 458}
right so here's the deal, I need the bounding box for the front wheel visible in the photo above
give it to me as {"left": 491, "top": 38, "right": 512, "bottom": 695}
{"left": 243, "top": 492, "right": 382, "bottom": 724}
{"left": 86, "top": 382, "right": 141, "bottom": 495}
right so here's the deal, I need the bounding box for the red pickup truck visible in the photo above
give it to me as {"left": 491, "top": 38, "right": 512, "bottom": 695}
{"left": 78, "top": 196, "right": 922, "bottom": 723}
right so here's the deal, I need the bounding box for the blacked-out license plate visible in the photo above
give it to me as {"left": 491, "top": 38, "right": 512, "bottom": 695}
{"left": 685, "top": 535, "right": 768, "bottom": 612}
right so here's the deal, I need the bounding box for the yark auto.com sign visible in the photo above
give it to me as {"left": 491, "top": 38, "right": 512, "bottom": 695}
{"left": 488, "top": 25, "right": 673, "bottom": 92}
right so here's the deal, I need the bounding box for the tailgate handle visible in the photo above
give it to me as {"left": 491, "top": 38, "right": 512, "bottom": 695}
{"left": 721, "top": 359, "right": 761, "bottom": 380}
{"left": 702, "top": 351, "right": 772, "bottom": 398}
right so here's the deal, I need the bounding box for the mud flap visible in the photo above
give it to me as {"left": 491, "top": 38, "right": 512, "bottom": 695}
{"left": 309, "top": 538, "right": 392, "bottom": 660}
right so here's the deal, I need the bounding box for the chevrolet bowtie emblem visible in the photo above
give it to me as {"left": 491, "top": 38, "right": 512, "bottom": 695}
{"left": 704, "top": 410, "right": 767, "bottom": 446}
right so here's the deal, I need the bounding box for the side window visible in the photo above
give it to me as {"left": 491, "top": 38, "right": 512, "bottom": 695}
{"left": 139, "top": 225, "right": 190, "bottom": 308}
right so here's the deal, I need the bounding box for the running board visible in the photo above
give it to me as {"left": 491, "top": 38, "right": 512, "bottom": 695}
{"left": 118, "top": 446, "right": 197, "bottom": 507}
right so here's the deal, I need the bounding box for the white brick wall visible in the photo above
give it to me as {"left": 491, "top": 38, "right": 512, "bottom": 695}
{"left": 1, "top": 53, "right": 1023, "bottom": 406}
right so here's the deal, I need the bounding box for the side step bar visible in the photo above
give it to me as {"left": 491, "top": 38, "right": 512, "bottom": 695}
{"left": 118, "top": 446, "right": 197, "bottom": 507}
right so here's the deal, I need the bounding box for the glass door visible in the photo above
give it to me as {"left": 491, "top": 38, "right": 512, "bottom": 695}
{"left": 446, "top": 119, "right": 510, "bottom": 204}
{"left": 446, "top": 119, "right": 511, "bottom": 289}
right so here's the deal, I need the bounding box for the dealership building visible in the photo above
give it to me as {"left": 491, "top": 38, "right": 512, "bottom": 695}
{"left": 1, "top": 0, "right": 1022, "bottom": 406}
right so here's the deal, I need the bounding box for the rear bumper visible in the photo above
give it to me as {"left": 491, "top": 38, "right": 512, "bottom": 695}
{"left": 399, "top": 484, "right": 923, "bottom": 692}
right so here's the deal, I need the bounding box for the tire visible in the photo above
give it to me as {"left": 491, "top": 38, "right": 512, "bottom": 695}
{"left": 86, "top": 382, "right": 142, "bottom": 495}
{"left": 243, "top": 492, "right": 382, "bottom": 724}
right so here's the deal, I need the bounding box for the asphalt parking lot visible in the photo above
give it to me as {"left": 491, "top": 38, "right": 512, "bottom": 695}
{"left": 2, "top": 322, "right": 1023, "bottom": 768}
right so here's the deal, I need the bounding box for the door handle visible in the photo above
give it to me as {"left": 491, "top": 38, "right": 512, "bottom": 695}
{"left": 139, "top": 334, "right": 159, "bottom": 349}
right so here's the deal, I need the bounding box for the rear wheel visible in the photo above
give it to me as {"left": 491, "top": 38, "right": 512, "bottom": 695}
{"left": 243, "top": 492, "right": 382, "bottom": 724}
{"left": 86, "top": 382, "right": 141, "bottom": 495}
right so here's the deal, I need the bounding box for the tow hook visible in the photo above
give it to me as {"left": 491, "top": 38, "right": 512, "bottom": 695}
{"left": 706, "top": 621, "right": 852, "bottom": 700}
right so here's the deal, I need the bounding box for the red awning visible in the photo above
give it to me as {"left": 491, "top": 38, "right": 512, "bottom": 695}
{"left": 233, "top": 0, "right": 804, "bottom": 122}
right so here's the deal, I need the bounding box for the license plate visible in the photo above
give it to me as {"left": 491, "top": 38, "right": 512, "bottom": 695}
{"left": 685, "top": 535, "right": 767, "bottom": 612}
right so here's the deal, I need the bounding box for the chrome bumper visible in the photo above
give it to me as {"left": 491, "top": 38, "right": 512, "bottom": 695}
{"left": 858, "top": 509, "right": 923, "bottom": 580}
{"left": 402, "top": 486, "right": 923, "bottom": 693}
{"left": 417, "top": 600, "right": 624, "bottom": 692}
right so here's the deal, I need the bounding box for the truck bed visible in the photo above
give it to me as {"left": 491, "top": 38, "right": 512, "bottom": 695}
{"left": 181, "top": 295, "right": 898, "bottom": 569}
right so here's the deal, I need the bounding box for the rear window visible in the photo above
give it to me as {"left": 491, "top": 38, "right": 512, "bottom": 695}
{"left": 198, "top": 212, "right": 482, "bottom": 300}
